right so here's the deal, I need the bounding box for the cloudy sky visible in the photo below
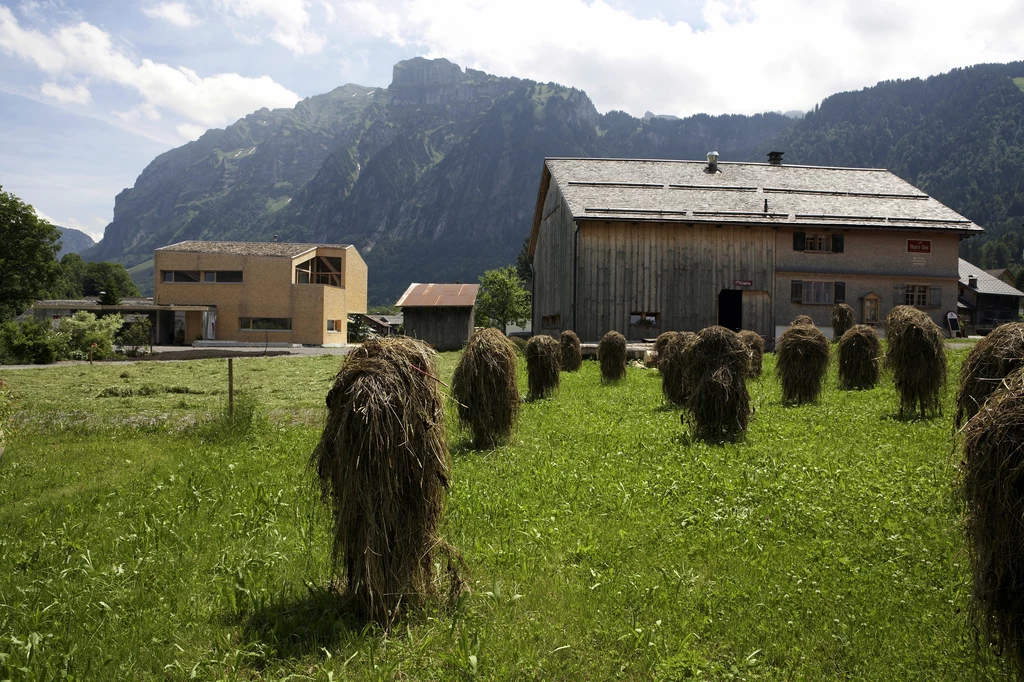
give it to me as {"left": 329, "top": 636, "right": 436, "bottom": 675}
{"left": 1, "top": 0, "right": 1022, "bottom": 242}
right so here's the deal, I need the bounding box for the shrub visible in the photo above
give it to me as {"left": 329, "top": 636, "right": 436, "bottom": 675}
{"left": 56, "top": 311, "right": 123, "bottom": 360}
{"left": 0, "top": 319, "right": 60, "bottom": 365}
{"left": 451, "top": 328, "right": 520, "bottom": 448}
{"left": 116, "top": 317, "right": 153, "bottom": 357}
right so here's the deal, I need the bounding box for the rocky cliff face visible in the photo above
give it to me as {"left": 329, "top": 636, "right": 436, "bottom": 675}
{"left": 86, "top": 57, "right": 795, "bottom": 303}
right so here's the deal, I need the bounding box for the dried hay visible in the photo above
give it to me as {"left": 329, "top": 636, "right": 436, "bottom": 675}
{"left": 654, "top": 331, "right": 678, "bottom": 361}
{"left": 791, "top": 315, "right": 815, "bottom": 327}
{"left": 961, "top": 368, "right": 1024, "bottom": 675}
{"left": 777, "top": 324, "right": 830, "bottom": 404}
{"left": 956, "top": 322, "right": 1024, "bottom": 428}
{"left": 885, "top": 306, "right": 946, "bottom": 418}
{"left": 738, "top": 330, "right": 764, "bottom": 378}
{"left": 311, "top": 336, "right": 451, "bottom": 623}
{"left": 831, "top": 303, "right": 855, "bottom": 341}
{"left": 661, "top": 331, "right": 697, "bottom": 406}
{"left": 560, "top": 330, "right": 583, "bottom": 372}
{"left": 598, "top": 330, "right": 627, "bottom": 382}
{"left": 524, "top": 335, "right": 560, "bottom": 399}
{"left": 837, "top": 324, "right": 881, "bottom": 390}
{"left": 682, "top": 326, "right": 750, "bottom": 442}
{"left": 509, "top": 335, "right": 527, "bottom": 355}
{"left": 451, "top": 328, "right": 520, "bottom": 448}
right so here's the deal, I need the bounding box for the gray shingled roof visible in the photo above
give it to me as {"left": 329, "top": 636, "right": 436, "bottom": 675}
{"left": 545, "top": 158, "right": 982, "bottom": 233}
{"left": 157, "top": 241, "right": 352, "bottom": 257}
{"left": 960, "top": 259, "right": 1024, "bottom": 297}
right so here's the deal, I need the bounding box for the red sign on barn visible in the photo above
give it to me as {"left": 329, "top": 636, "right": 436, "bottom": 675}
{"left": 907, "top": 239, "right": 931, "bottom": 254}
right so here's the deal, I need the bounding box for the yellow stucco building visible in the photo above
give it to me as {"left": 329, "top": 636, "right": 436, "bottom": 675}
{"left": 153, "top": 241, "right": 367, "bottom": 346}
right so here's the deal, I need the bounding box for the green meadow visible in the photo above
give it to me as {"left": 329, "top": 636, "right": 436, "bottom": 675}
{"left": 0, "top": 348, "right": 1012, "bottom": 680}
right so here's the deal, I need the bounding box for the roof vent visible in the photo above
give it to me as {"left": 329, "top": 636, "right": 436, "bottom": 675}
{"left": 706, "top": 151, "right": 720, "bottom": 174}
{"left": 969, "top": 275, "right": 979, "bottom": 289}
{"left": 767, "top": 151, "right": 785, "bottom": 165}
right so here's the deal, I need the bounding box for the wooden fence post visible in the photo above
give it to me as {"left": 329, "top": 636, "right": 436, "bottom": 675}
{"left": 228, "top": 357, "right": 234, "bottom": 421}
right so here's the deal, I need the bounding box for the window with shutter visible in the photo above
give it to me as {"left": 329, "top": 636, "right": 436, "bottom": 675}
{"left": 832, "top": 234, "right": 844, "bottom": 253}
{"left": 928, "top": 285, "right": 942, "bottom": 308}
{"left": 834, "top": 282, "right": 846, "bottom": 303}
{"left": 791, "top": 280, "right": 803, "bottom": 302}
{"left": 893, "top": 284, "right": 907, "bottom": 306}
{"left": 793, "top": 232, "right": 806, "bottom": 251}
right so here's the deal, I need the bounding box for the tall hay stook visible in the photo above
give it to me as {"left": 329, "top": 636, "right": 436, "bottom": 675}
{"left": 599, "top": 330, "right": 628, "bottom": 382}
{"left": 885, "top": 305, "right": 946, "bottom": 418}
{"left": 661, "top": 331, "right": 697, "bottom": 406}
{"left": 831, "top": 303, "right": 855, "bottom": 341}
{"left": 525, "top": 335, "right": 560, "bottom": 399}
{"left": 451, "top": 328, "right": 520, "bottom": 449}
{"left": 311, "top": 337, "right": 451, "bottom": 623}
{"left": 776, "top": 323, "right": 830, "bottom": 404}
{"left": 956, "top": 322, "right": 1024, "bottom": 427}
{"left": 837, "top": 324, "right": 881, "bottom": 390}
{"left": 791, "top": 315, "right": 815, "bottom": 327}
{"left": 654, "top": 331, "right": 679, "bottom": 374}
{"left": 738, "top": 330, "right": 765, "bottom": 378}
{"left": 560, "top": 330, "right": 583, "bottom": 372}
{"left": 961, "top": 368, "right": 1024, "bottom": 675}
{"left": 683, "top": 326, "right": 751, "bottom": 442}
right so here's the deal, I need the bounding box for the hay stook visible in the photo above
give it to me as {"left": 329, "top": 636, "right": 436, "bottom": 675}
{"left": 560, "top": 330, "right": 583, "bottom": 372}
{"left": 738, "top": 330, "right": 765, "bottom": 378}
{"left": 661, "top": 331, "right": 696, "bottom": 406}
{"left": 525, "top": 335, "right": 560, "bottom": 399}
{"left": 791, "top": 315, "right": 815, "bottom": 327}
{"left": 682, "top": 326, "right": 751, "bottom": 442}
{"left": 311, "top": 336, "right": 453, "bottom": 623}
{"left": 831, "top": 304, "right": 855, "bottom": 341}
{"left": 837, "top": 324, "right": 881, "bottom": 390}
{"left": 961, "top": 368, "right": 1024, "bottom": 676}
{"left": 451, "top": 328, "right": 520, "bottom": 449}
{"left": 598, "top": 330, "right": 628, "bottom": 382}
{"left": 956, "top": 322, "right": 1024, "bottom": 427}
{"left": 777, "top": 324, "right": 830, "bottom": 404}
{"left": 885, "top": 306, "right": 946, "bottom": 418}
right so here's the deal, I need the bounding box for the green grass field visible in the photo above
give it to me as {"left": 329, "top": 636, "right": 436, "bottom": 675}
{"left": 0, "top": 349, "right": 1013, "bottom": 680}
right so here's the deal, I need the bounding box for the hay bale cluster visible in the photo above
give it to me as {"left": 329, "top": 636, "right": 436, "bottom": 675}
{"left": 451, "top": 328, "right": 520, "bottom": 449}
{"left": 885, "top": 305, "right": 946, "bottom": 418}
{"left": 831, "top": 303, "right": 855, "bottom": 341}
{"left": 737, "top": 330, "right": 764, "bottom": 378}
{"left": 661, "top": 331, "right": 697, "bottom": 406}
{"left": 525, "top": 335, "right": 560, "bottom": 399}
{"left": 311, "top": 336, "right": 449, "bottom": 622}
{"left": 837, "top": 324, "right": 881, "bottom": 390}
{"left": 961, "top": 368, "right": 1024, "bottom": 675}
{"left": 682, "top": 326, "right": 750, "bottom": 442}
{"left": 599, "top": 330, "right": 627, "bottom": 381}
{"left": 560, "top": 330, "right": 583, "bottom": 372}
{"left": 777, "top": 323, "right": 830, "bottom": 404}
{"left": 956, "top": 322, "right": 1024, "bottom": 427}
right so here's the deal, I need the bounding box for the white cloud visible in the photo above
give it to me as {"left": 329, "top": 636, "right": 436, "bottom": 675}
{"left": 176, "top": 122, "right": 207, "bottom": 140}
{"left": 218, "top": 0, "right": 325, "bottom": 55}
{"left": 344, "top": 0, "right": 1024, "bottom": 117}
{"left": 40, "top": 80, "right": 91, "bottom": 104}
{"left": 143, "top": 2, "right": 200, "bottom": 28}
{"left": 0, "top": 6, "right": 300, "bottom": 128}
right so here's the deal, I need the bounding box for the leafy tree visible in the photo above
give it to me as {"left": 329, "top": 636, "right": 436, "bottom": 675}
{"left": 83, "top": 262, "right": 139, "bottom": 298}
{"left": 516, "top": 236, "right": 532, "bottom": 283}
{"left": 48, "top": 253, "right": 88, "bottom": 299}
{"left": 475, "top": 266, "right": 531, "bottom": 334}
{"left": 98, "top": 276, "right": 123, "bottom": 305}
{"left": 0, "top": 186, "right": 61, "bottom": 321}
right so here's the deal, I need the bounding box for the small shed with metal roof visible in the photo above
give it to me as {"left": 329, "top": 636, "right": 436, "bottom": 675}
{"left": 396, "top": 283, "right": 479, "bottom": 351}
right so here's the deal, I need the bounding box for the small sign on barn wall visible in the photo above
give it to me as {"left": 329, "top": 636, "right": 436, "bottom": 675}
{"left": 734, "top": 279, "right": 753, "bottom": 287}
{"left": 907, "top": 239, "right": 931, "bottom": 254}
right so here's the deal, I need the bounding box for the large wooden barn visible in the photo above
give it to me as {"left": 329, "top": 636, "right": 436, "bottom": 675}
{"left": 527, "top": 155, "right": 983, "bottom": 342}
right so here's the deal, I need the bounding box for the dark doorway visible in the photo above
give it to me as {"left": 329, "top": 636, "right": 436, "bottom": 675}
{"left": 718, "top": 289, "right": 742, "bottom": 332}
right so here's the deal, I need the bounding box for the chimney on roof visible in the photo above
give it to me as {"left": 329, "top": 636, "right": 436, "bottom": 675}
{"left": 969, "top": 275, "right": 979, "bottom": 289}
{"left": 706, "top": 151, "right": 720, "bottom": 174}
{"left": 767, "top": 151, "right": 784, "bottom": 166}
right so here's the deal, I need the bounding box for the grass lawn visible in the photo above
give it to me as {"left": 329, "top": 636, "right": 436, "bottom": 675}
{"left": 0, "top": 348, "right": 1012, "bottom": 680}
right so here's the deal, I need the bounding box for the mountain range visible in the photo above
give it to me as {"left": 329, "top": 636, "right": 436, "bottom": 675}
{"left": 56, "top": 226, "right": 94, "bottom": 259}
{"left": 83, "top": 58, "right": 1024, "bottom": 303}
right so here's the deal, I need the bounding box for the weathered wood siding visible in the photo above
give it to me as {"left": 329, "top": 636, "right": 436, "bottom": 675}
{"left": 532, "top": 183, "right": 577, "bottom": 337}
{"left": 575, "top": 222, "right": 775, "bottom": 341}
{"left": 402, "top": 306, "right": 474, "bottom": 351}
